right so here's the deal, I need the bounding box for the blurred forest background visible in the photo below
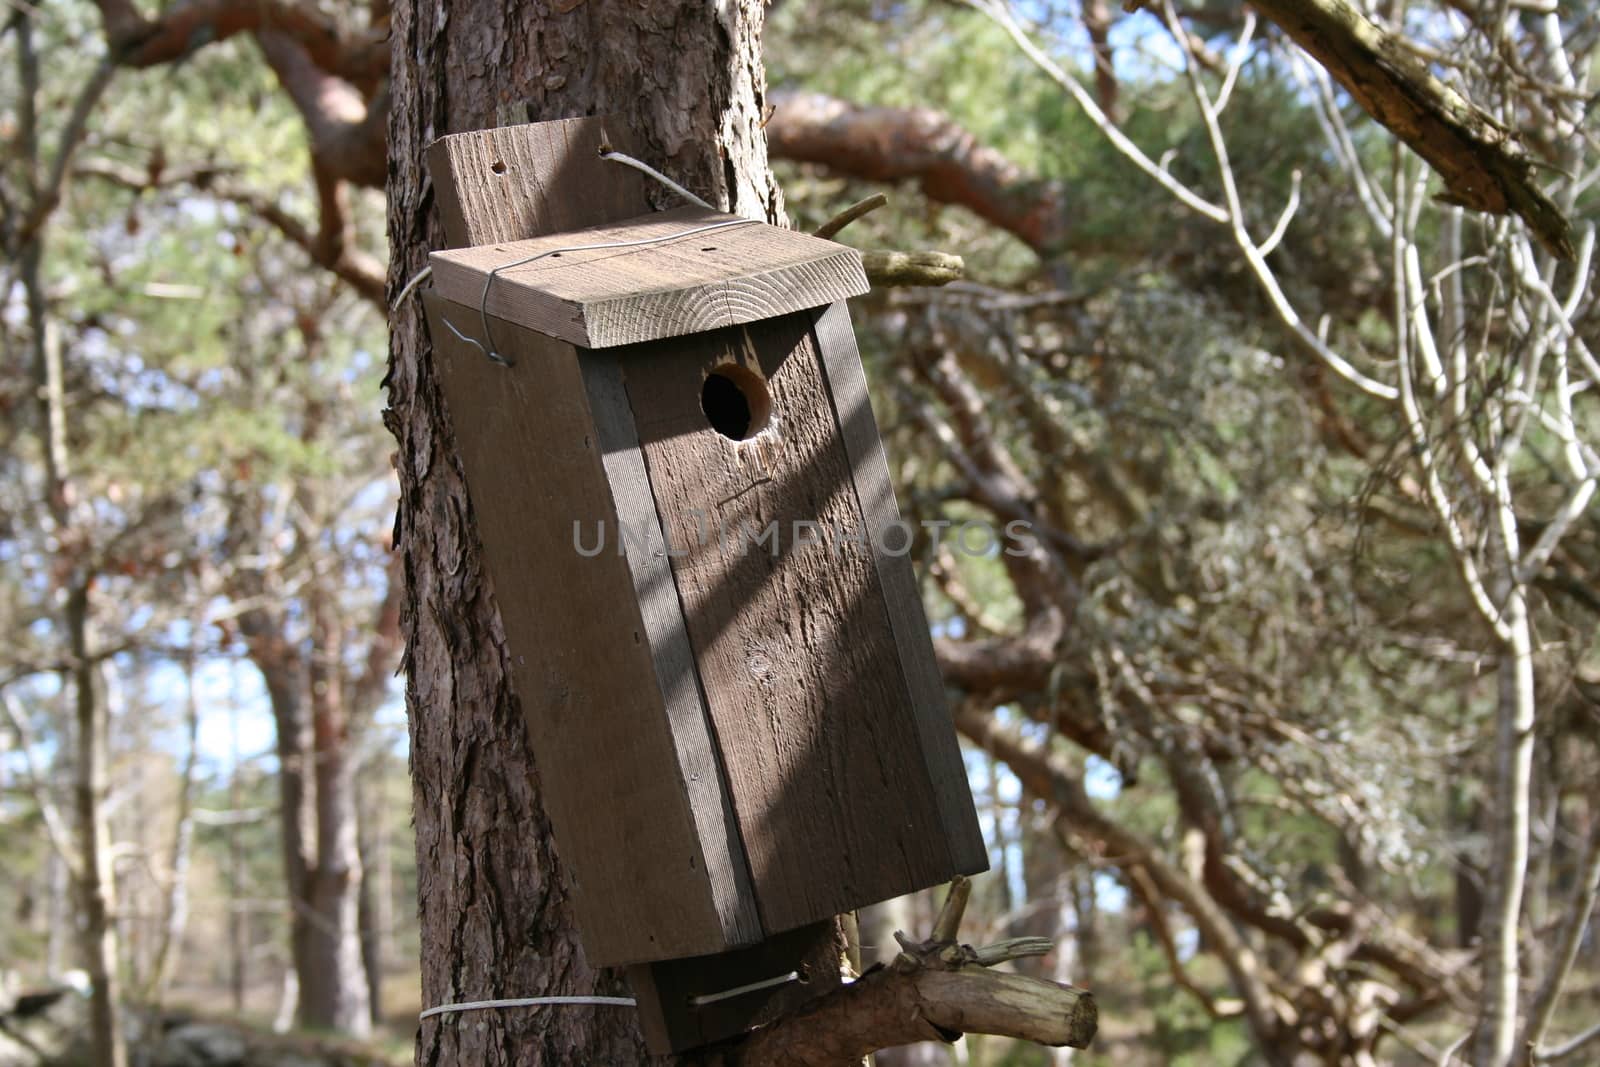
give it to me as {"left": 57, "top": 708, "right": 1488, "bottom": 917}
{"left": 2, "top": 0, "right": 1598, "bottom": 1065}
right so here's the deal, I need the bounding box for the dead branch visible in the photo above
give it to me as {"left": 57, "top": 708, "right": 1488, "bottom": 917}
{"left": 862, "top": 249, "right": 964, "bottom": 287}
{"left": 812, "top": 194, "right": 965, "bottom": 286}
{"left": 1242, "top": 0, "right": 1574, "bottom": 258}
{"left": 811, "top": 193, "right": 888, "bottom": 239}
{"left": 710, "top": 877, "right": 1095, "bottom": 1066}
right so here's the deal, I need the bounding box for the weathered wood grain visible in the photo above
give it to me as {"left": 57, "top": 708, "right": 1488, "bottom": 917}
{"left": 577, "top": 349, "right": 762, "bottom": 952}
{"left": 421, "top": 291, "right": 734, "bottom": 967}
{"left": 619, "top": 311, "right": 956, "bottom": 935}
{"left": 428, "top": 206, "right": 870, "bottom": 348}
{"left": 810, "top": 301, "right": 989, "bottom": 877}
{"left": 426, "top": 117, "right": 654, "bottom": 247}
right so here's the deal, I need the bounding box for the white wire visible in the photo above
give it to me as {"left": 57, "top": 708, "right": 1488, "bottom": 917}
{"left": 419, "top": 995, "right": 637, "bottom": 1022}
{"left": 449, "top": 217, "right": 759, "bottom": 365}
{"left": 419, "top": 969, "right": 800, "bottom": 1021}
{"left": 600, "top": 149, "right": 714, "bottom": 210}
{"left": 689, "top": 970, "right": 799, "bottom": 1007}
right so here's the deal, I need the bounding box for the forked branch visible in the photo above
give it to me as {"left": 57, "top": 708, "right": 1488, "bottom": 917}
{"left": 711, "top": 877, "right": 1096, "bottom": 1065}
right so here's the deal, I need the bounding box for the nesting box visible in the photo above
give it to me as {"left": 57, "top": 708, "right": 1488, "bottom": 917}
{"left": 419, "top": 118, "right": 986, "bottom": 1050}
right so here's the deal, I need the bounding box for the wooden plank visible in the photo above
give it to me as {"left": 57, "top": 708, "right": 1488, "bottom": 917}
{"left": 577, "top": 349, "right": 762, "bottom": 950}
{"left": 426, "top": 117, "right": 653, "bottom": 247}
{"left": 421, "top": 291, "right": 733, "bottom": 966}
{"left": 627, "top": 921, "right": 843, "bottom": 1054}
{"left": 428, "top": 206, "right": 869, "bottom": 348}
{"left": 810, "top": 302, "right": 989, "bottom": 876}
{"left": 619, "top": 311, "right": 957, "bottom": 935}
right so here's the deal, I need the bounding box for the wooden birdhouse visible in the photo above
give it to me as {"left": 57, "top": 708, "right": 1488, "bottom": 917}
{"left": 418, "top": 118, "right": 987, "bottom": 1052}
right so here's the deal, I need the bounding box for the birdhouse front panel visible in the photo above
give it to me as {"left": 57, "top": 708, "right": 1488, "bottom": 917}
{"left": 618, "top": 309, "right": 962, "bottom": 935}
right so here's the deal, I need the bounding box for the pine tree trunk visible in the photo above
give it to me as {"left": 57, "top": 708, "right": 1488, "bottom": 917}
{"left": 299, "top": 590, "right": 372, "bottom": 1036}
{"left": 248, "top": 610, "right": 370, "bottom": 1036}
{"left": 357, "top": 760, "right": 391, "bottom": 1027}
{"left": 386, "top": 3, "right": 781, "bottom": 1062}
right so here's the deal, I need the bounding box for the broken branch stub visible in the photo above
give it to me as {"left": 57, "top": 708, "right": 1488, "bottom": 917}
{"left": 706, "top": 877, "right": 1097, "bottom": 1066}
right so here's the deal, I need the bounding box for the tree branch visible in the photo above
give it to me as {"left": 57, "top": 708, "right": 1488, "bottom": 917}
{"left": 93, "top": 0, "right": 387, "bottom": 88}
{"left": 767, "top": 90, "right": 1072, "bottom": 256}
{"left": 255, "top": 31, "right": 386, "bottom": 190}
{"left": 1242, "top": 0, "right": 1574, "bottom": 258}
{"left": 74, "top": 158, "right": 386, "bottom": 307}
{"left": 714, "top": 877, "right": 1095, "bottom": 1065}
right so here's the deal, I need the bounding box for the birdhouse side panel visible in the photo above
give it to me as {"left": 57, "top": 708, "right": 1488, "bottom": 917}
{"left": 808, "top": 303, "right": 989, "bottom": 876}
{"left": 619, "top": 310, "right": 958, "bottom": 935}
{"left": 422, "top": 292, "right": 741, "bottom": 966}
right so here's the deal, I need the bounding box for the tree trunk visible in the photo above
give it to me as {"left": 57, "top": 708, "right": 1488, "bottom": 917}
{"left": 247, "top": 604, "right": 370, "bottom": 1036}
{"left": 299, "top": 589, "right": 371, "bottom": 1036}
{"left": 229, "top": 700, "right": 248, "bottom": 1016}
{"left": 386, "top": 3, "right": 781, "bottom": 1061}
{"left": 357, "top": 752, "right": 392, "bottom": 1027}
{"left": 148, "top": 639, "right": 202, "bottom": 1000}
{"left": 27, "top": 131, "right": 124, "bottom": 1057}
{"left": 69, "top": 584, "right": 127, "bottom": 1067}
{"left": 1454, "top": 790, "right": 1484, "bottom": 949}
{"left": 1474, "top": 499, "right": 1536, "bottom": 1067}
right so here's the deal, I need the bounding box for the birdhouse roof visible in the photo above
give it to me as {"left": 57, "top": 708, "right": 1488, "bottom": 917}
{"left": 428, "top": 206, "right": 871, "bottom": 349}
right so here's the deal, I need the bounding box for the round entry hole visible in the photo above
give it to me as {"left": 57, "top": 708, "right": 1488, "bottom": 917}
{"left": 701, "top": 364, "right": 771, "bottom": 441}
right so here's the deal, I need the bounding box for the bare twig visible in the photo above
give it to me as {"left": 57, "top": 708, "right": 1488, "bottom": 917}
{"left": 812, "top": 192, "right": 887, "bottom": 239}
{"left": 0, "top": 689, "right": 80, "bottom": 878}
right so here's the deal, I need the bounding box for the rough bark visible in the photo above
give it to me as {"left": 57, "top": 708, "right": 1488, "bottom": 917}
{"left": 384, "top": 3, "right": 780, "bottom": 1063}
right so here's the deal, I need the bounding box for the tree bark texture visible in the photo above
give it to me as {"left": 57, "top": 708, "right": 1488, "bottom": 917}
{"left": 385, "top": 3, "right": 781, "bottom": 1063}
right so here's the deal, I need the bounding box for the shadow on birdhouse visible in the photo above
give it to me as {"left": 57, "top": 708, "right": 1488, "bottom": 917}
{"left": 417, "top": 117, "right": 987, "bottom": 1053}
